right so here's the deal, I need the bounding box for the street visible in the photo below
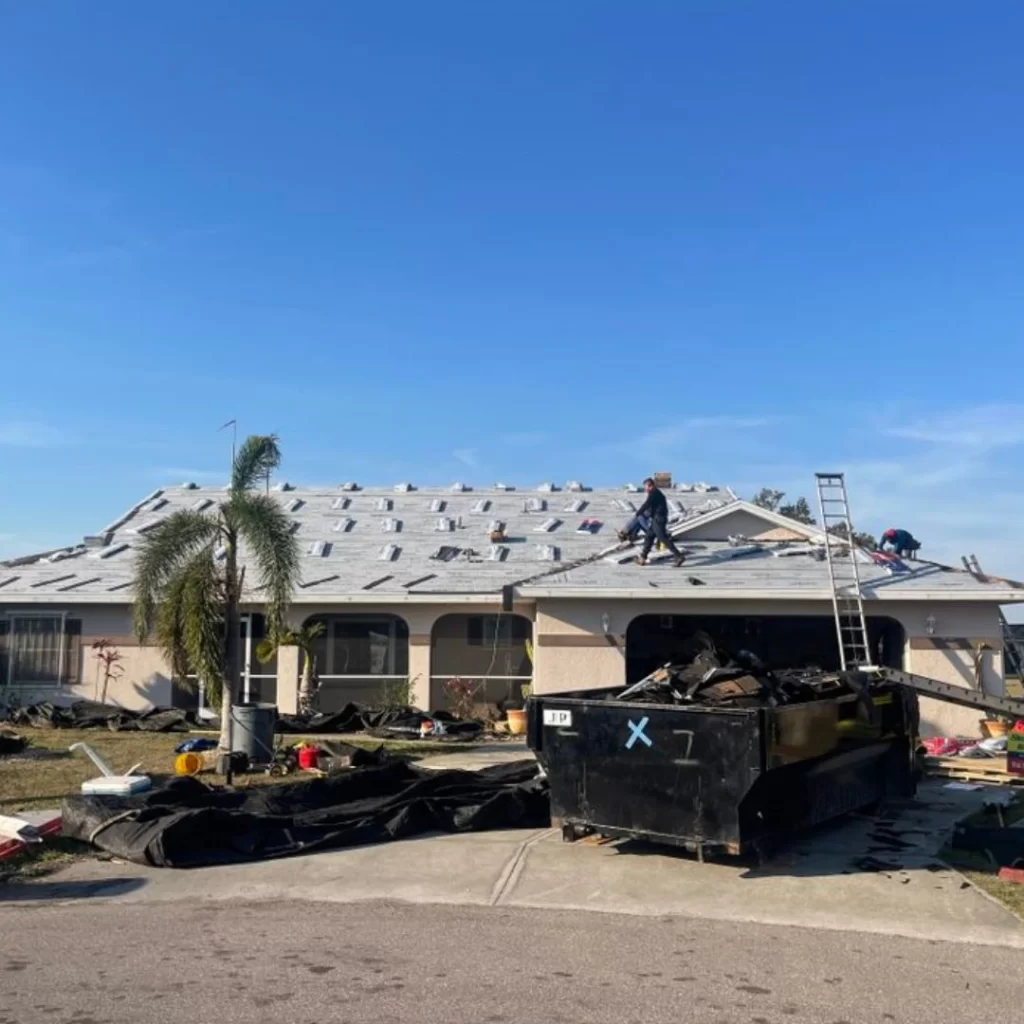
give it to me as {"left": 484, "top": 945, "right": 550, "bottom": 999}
{"left": 1, "top": 898, "right": 1017, "bottom": 1024}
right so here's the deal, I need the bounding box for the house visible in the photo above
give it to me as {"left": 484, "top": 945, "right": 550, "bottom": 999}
{"left": 2, "top": 477, "right": 1022, "bottom": 738}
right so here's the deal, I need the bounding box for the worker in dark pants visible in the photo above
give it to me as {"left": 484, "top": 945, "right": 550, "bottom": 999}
{"left": 617, "top": 477, "right": 686, "bottom": 566}
{"left": 879, "top": 528, "right": 921, "bottom": 559}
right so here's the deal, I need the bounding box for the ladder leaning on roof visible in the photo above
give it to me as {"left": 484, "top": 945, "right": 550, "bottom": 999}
{"left": 962, "top": 554, "right": 1024, "bottom": 679}
{"left": 814, "top": 472, "right": 876, "bottom": 672}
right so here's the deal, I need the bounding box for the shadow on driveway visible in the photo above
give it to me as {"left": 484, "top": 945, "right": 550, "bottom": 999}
{"left": 0, "top": 876, "right": 147, "bottom": 903}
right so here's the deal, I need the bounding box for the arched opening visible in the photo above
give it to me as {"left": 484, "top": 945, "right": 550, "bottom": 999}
{"left": 624, "top": 613, "right": 905, "bottom": 684}
{"left": 430, "top": 613, "right": 533, "bottom": 709}
{"left": 305, "top": 613, "right": 410, "bottom": 712}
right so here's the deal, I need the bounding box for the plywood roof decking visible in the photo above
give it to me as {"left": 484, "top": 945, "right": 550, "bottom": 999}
{"left": 1, "top": 483, "right": 1022, "bottom": 604}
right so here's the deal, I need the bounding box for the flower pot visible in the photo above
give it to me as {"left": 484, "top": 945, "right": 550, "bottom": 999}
{"left": 981, "top": 719, "right": 1009, "bottom": 739}
{"left": 506, "top": 708, "right": 528, "bottom": 736}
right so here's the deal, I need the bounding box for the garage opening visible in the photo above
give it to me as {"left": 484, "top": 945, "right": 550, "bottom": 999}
{"left": 625, "top": 614, "right": 905, "bottom": 684}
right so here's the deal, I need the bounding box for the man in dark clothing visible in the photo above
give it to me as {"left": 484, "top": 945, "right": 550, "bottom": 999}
{"left": 878, "top": 528, "right": 921, "bottom": 559}
{"left": 617, "top": 478, "right": 686, "bottom": 566}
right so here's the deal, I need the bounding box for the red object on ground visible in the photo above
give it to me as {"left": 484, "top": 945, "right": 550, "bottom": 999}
{"left": 997, "top": 867, "right": 1024, "bottom": 885}
{"left": 0, "top": 812, "right": 62, "bottom": 862}
{"left": 297, "top": 745, "right": 321, "bottom": 771}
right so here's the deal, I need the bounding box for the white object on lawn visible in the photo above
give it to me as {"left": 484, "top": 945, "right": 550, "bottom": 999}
{"left": 69, "top": 741, "right": 153, "bottom": 796}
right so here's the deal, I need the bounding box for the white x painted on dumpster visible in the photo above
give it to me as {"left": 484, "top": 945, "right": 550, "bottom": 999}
{"left": 625, "top": 716, "right": 652, "bottom": 750}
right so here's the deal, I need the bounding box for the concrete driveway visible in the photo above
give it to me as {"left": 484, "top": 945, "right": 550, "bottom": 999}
{"left": 7, "top": 776, "right": 1023, "bottom": 948}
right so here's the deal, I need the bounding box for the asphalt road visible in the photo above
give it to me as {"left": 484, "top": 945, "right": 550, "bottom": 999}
{"left": 0, "top": 898, "right": 1015, "bottom": 1024}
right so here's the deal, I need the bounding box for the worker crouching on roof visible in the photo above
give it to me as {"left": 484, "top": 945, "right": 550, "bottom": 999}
{"left": 879, "top": 528, "right": 921, "bottom": 559}
{"left": 617, "top": 477, "right": 686, "bottom": 567}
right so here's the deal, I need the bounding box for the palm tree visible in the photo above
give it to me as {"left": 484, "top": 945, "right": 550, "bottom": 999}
{"left": 133, "top": 434, "right": 300, "bottom": 749}
{"left": 256, "top": 620, "right": 326, "bottom": 716}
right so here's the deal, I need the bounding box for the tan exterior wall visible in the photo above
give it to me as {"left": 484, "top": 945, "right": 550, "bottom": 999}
{"left": 532, "top": 597, "right": 1006, "bottom": 739}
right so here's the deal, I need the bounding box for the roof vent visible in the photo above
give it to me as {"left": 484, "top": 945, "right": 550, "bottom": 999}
{"left": 273, "top": 482, "right": 295, "bottom": 492}
{"left": 450, "top": 481, "right": 470, "bottom": 492}
{"left": 394, "top": 482, "right": 414, "bottom": 492}
{"left": 376, "top": 497, "right": 393, "bottom": 512}
{"left": 537, "top": 482, "right": 558, "bottom": 492}
{"left": 331, "top": 496, "right": 351, "bottom": 510}
{"left": 379, "top": 544, "right": 401, "bottom": 562}
{"left": 182, "top": 481, "right": 199, "bottom": 490}
{"left": 494, "top": 482, "right": 515, "bottom": 491}
{"left": 534, "top": 517, "right": 561, "bottom": 533}
{"left": 332, "top": 517, "right": 355, "bottom": 532}
{"left": 429, "top": 498, "right": 447, "bottom": 513}
{"left": 340, "top": 481, "right": 360, "bottom": 491}
{"left": 308, "top": 541, "right": 332, "bottom": 557}
{"left": 471, "top": 498, "right": 492, "bottom": 514}
{"left": 435, "top": 517, "right": 455, "bottom": 532}
{"left": 536, "top": 544, "right": 560, "bottom": 562}
{"left": 566, "top": 480, "right": 586, "bottom": 492}
{"left": 284, "top": 497, "right": 304, "bottom": 513}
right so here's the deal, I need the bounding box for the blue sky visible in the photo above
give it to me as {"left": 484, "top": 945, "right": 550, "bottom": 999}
{"left": 1, "top": 1, "right": 1023, "bottom": 591}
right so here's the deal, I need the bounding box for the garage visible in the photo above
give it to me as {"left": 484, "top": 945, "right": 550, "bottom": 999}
{"left": 624, "top": 613, "right": 905, "bottom": 683}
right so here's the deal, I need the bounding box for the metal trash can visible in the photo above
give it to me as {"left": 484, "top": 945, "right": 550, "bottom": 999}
{"left": 230, "top": 702, "right": 278, "bottom": 764}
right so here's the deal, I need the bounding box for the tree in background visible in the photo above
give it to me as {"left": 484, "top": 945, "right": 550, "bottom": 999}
{"left": 826, "top": 522, "right": 877, "bottom": 550}
{"left": 256, "top": 620, "right": 326, "bottom": 716}
{"left": 752, "top": 488, "right": 816, "bottom": 525}
{"left": 133, "top": 435, "right": 300, "bottom": 749}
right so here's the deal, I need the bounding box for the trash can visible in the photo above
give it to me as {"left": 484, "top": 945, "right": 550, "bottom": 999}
{"left": 527, "top": 683, "right": 918, "bottom": 858}
{"left": 230, "top": 702, "right": 278, "bottom": 764}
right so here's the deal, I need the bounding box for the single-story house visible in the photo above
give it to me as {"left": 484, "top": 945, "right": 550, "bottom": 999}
{"left": 2, "top": 477, "right": 1022, "bottom": 737}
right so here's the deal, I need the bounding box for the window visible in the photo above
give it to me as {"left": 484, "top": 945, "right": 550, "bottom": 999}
{"left": 467, "top": 616, "right": 519, "bottom": 647}
{"left": 308, "top": 615, "right": 410, "bottom": 678}
{"left": 1, "top": 614, "right": 82, "bottom": 687}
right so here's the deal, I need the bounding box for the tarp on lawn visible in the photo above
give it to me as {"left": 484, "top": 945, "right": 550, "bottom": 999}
{"left": 61, "top": 760, "right": 548, "bottom": 868}
{"left": 3, "top": 700, "right": 201, "bottom": 733}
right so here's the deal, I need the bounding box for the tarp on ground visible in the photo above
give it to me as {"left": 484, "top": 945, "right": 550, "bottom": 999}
{"left": 276, "top": 705, "right": 484, "bottom": 742}
{"left": 61, "top": 759, "right": 548, "bottom": 868}
{"left": 3, "top": 700, "right": 201, "bottom": 733}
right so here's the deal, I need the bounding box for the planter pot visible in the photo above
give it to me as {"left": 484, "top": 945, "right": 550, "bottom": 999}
{"left": 506, "top": 708, "right": 528, "bottom": 736}
{"left": 981, "top": 719, "right": 1009, "bottom": 739}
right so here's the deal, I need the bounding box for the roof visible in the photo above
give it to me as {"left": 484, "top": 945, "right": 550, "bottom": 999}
{"left": 1, "top": 482, "right": 1022, "bottom": 606}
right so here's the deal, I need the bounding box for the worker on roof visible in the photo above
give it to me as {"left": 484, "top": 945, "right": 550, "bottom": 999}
{"left": 878, "top": 528, "right": 921, "bottom": 559}
{"left": 617, "top": 477, "right": 687, "bottom": 567}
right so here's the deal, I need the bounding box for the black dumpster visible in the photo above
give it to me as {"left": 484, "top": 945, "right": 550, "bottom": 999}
{"left": 527, "top": 683, "right": 918, "bottom": 857}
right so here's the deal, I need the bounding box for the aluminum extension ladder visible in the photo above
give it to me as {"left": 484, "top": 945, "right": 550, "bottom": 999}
{"left": 962, "top": 554, "right": 1024, "bottom": 679}
{"left": 814, "top": 472, "right": 876, "bottom": 671}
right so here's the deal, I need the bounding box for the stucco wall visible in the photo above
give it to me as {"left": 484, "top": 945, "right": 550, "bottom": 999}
{"left": 532, "top": 597, "right": 1006, "bottom": 738}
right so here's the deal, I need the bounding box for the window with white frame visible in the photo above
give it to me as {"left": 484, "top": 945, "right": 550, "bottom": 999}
{"left": 2, "top": 613, "right": 81, "bottom": 688}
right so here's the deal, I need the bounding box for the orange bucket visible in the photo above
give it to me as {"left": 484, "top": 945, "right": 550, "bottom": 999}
{"left": 174, "top": 752, "right": 203, "bottom": 776}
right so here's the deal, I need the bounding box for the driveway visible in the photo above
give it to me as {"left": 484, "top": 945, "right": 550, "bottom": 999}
{"left": 6, "top": 778, "right": 1023, "bottom": 948}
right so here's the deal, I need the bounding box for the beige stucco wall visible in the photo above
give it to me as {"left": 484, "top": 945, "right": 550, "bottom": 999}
{"left": 532, "top": 597, "right": 1007, "bottom": 738}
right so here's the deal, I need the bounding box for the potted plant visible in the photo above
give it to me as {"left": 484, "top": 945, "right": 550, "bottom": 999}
{"left": 506, "top": 683, "right": 532, "bottom": 736}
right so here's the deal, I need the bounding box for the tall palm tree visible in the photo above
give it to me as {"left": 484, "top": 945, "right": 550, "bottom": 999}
{"left": 133, "top": 434, "right": 300, "bottom": 748}
{"left": 256, "top": 620, "right": 326, "bottom": 716}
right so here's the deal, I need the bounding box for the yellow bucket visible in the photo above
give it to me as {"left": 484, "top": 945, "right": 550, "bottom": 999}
{"left": 174, "top": 752, "right": 203, "bottom": 776}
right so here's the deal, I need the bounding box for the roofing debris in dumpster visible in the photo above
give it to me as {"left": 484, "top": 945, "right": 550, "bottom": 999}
{"left": 529, "top": 634, "right": 919, "bottom": 859}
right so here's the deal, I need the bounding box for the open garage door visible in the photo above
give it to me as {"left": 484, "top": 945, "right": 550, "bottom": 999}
{"left": 625, "top": 614, "right": 905, "bottom": 684}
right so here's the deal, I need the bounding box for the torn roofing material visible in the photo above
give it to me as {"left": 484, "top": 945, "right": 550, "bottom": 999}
{"left": 1, "top": 483, "right": 1022, "bottom": 604}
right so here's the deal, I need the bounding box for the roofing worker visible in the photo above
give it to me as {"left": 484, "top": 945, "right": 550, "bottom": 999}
{"left": 879, "top": 528, "right": 921, "bottom": 559}
{"left": 617, "top": 477, "right": 687, "bottom": 567}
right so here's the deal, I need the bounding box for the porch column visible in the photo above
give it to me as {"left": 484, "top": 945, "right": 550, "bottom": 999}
{"left": 276, "top": 644, "right": 300, "bottom": 714}
{"left": 409, "top": 633, "right": 432, "bottom": 710}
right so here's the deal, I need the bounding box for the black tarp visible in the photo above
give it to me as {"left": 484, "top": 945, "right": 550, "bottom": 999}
{"left": 61, "top": 760, "right": 548, "bottom": 868}
{"left": 3, "top": 700, "right": 200, "bottom": 733}
{"left": 276, "top": 704, "right": 483, "bottom": 741}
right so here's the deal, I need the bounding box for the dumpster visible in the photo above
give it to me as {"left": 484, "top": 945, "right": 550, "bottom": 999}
{"left": 527, "top": 680, "right": 918, "bottom": 858}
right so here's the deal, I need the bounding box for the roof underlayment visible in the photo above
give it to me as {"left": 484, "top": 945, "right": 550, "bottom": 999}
{"left": 2, "top": 482, "right": 1023, "bottom": 604}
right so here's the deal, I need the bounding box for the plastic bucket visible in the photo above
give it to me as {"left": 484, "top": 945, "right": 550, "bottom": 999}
{"left": 174, "top": 752, "right": 203, "bottom": 776}
{"left": 230, "top": 703, "right": 278, "bottom": 764}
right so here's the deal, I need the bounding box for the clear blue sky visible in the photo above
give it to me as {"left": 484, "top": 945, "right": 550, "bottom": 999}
{"left": 1, "top": 1, "right": 1022, "bottom": 587}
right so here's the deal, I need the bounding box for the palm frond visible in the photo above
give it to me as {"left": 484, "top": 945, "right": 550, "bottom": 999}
{"left": 132, "top": 511, "right": 221, "bottom": 641}
{"left": 153, "top": 544, "right": 223, "bottom": 700}
{"left": 229, "top": 490, "right": 300, "bottom": 636}
{"left": 231, "top": 434, "right": 282, "bottom": 493}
